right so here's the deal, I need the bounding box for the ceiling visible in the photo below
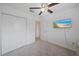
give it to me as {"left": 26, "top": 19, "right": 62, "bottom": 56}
{"left": 1, "top": 3, "right": 79, "bottom": 16}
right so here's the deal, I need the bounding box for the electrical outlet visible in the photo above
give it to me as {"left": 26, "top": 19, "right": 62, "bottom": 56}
{"left": 72, "top": 42, "right": 75, "bottom": 45}
{"left": 72, "top": 42, "right": 76, "bottom": 47}
{"left": 76, "top": 42, "right": 79, "bottom": 56}
{"left": 67, "top": 41, "right": 77, "bottom": 47}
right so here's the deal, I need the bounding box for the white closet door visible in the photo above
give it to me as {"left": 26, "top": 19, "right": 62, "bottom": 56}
{"left": 2, "top": 13, "right": 27, "bottom": 54}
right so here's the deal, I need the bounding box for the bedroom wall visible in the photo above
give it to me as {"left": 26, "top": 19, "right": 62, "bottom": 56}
{"left": 0, "top": 5, "right": 2, "bottom": 55}
{"left": 0, "top": 4, "right": 36, "bottom": 54}
{"left": 0, "top": 14, "right": 1, "bottom": 55}
{"left": 0, "top": 12, "right": 1, "bottom": 56}
{"left": 40, "top": 5, "right": 79, "bottom": 51}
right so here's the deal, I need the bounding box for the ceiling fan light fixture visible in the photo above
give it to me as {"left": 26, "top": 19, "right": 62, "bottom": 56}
{"left": 41, "top": 8, "right": 45, "bottom": 12}
{"left": 41, "top": 3, "right": 48, "bottom": 8}
{"left": 41, "top": 7, "right": 48, "bottom": 12}
{"left": 29, "top": 3, "right": 59, "bottom": 15}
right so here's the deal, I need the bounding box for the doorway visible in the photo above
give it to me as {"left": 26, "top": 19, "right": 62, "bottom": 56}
{"left": 35, "top": 21, "right": 41, "bottom": 40}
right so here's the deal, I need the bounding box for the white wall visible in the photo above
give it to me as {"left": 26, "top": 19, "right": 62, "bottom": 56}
{"left": 40, "top": 6, "right": 79, "bottom": 51}
{"left": 0, "top": 4, "right": 36, "bottom": 54}
{"left": 0, "top": 5, "right": 2, "bottom": 55}
{"left": 26, "top": 15, "right": 36, "bottom": 44}
{"left": 64, "top": 7, "right": 79, "bottom": 50}
{"left": 0, "top": 13, "right": 2, "bottom": 55}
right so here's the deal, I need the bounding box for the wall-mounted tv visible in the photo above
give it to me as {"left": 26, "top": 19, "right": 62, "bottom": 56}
{"left": 53, "top": 19, "right": 72, "bottom": 28}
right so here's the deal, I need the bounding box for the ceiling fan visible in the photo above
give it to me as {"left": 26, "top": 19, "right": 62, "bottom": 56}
{"left": 29, "top": 3, "right": 59, "bottom": 15}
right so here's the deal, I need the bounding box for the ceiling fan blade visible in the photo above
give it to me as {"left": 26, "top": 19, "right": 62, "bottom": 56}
{"left": 39, "top": 11, "right": 42, "bottom": 15}
{"left": 48, "top": 3, "right": 59, "bottom": 7}
{"left": 29, "top": 7, "right": 41, "bottom": 9}
{"left": 48, "top": 9, "right": 53, "bottom": 13}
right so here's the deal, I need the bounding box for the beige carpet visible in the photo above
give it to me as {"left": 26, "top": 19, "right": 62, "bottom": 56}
{"left": 3, "top": 39, "right": 76, "bottom": 56}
